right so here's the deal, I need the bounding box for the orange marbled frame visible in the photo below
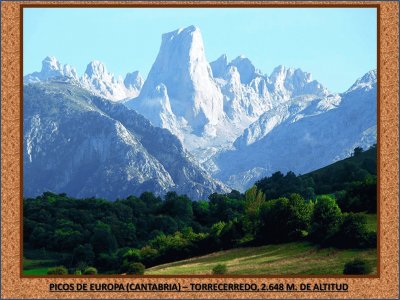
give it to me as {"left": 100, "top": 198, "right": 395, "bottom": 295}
{"left": 1, "top": 1, "right": 398, "bottom": 299}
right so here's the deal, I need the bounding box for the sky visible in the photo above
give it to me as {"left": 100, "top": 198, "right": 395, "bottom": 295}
{"left": 24, "top": 8, "right": 377, "bottom": 93}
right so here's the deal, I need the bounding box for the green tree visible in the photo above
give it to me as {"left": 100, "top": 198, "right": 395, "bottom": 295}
{"left": 353, "top": 147, "right": 364, "bottom": 157}
{"left": 257, "top": 194, "right": 312, "bottom": 243}
{"left": 52, "top": 228, "right": 83, "bottom": 251}
{"left": 337, "top": 213, "right": 370, "bottom": 248}
{"left": 139, "top": 246, "right": 159, "bottom": 266}
{"left": 95, "top": 252, "right": 119, "bottom": 272}
{"left": 29, "top": 226, "right": 49, "bottom": 248}
{"left": 341, "top": 177, "right": 377, "bottom": 213}
{"left": 152, "top": 215, "right": 178, "bottom": 235}
{"left": 123, "top": 248, "right": 141, "bottom": 263}
{"left": 71, "top": 243, "right": 95, "bottom": 266}
{"left": 122, "top": 262, "right": 145, "bottom": 275}
{"left": 286, "top": 194, "right": 313, "bottom": 239}
{"left": 161, "top": 192, "right": 193, "bottom": 224}
{"left": 310, "top": 196, "right": 342, "bottom": 245}
{"left": 208, "top": 193, "right": 244, "bottom": 224}
{"left": 243, "top": 186, "right": 265, "bottom": 235}
{"left": 192, "top": 200, "right": 210, "bottom": 226}
{"left": 90, "top": 222, "right": 118, "bottom": 254}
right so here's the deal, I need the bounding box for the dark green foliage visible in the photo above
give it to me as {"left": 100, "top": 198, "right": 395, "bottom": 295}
{"left": 336, "top": 177, "right": 377, "bottom": 213}
{"left": 147, "top": 228, "right": 208, "bottom": 265}
{"left": 255, "top": 171, "right": 316, "bottom": 201}
{"left": 139, "top": 246, "right": 159, "bottom": 266}
{"left": 305, "top": 146, "right": 377, "bottom": 195}
{"left": 29, "top": 226, "right": 50, "bottom": 248}
{"left": 212, "top": 264, "right": 227, "bottom": 274}
{"left": 353, "top": 147, "right": 364, "bottom": 157}
{"left": 161, "top": 192, "right": 193, "bottom": 224}
{"left": 83, "top": 266, "right": 98, "bottom": 274}
{"left": 257, "top": 194, "right": 313, "bottom": 244}
{"left": 47, "top": 266, "right": 68, "bottom": 275}
{"left": 361, "top": 158, "right": 376, "bottom": 175}
{"left": 208, "top": 193, "right": 244, "bottom": 224}
{"left": 243, "top": 186, "right": 265, "bottom": 235}
{"left": 95, "top": 252, "right": 119, "bottom": 272}
{"left": 310, "top": 196, "right": 342, "bottom": 245}
{"left": 336, "top": 213, "right": 373, "bottom": 248}
{"left": 151, "top": 215, "right": 178, "bottom": 235}
{"left": 24, "top": 148, "right": 376, "bottom": 274}
{"left": 343, "top": 258, "right": 372, "bottom": 275}
{"left": 226, "top": 190, "right": 244, "bottom": 201}
{"left": 209, "top": 219, "right": 245, "bottom": 250}
{"left": 192, "top": 200, "right": 211, "bottom": 226}
{"left": 122, "top": 262, "right": 145, "bottom": 275}
{"left": 90, "top": 222, "right": 118, "bottom": 254}
{"left": 123, "top": 248, "right": 141, "bottom": 262}
{"left": 71, "top": 244, "right": 95, "bottom": 266}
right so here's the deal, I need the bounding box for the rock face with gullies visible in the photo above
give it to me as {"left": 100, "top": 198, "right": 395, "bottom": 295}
{"left": 23, "top": 80, "right": 227, "bottom": 200}
{"left": 127, "top": 26, "right": 225, "bottom": 135}
{"left": 24, "top": 26, "right": 377, "bottom": 196}
{"left": 215, "top": 70, "right": 377, "bottom": 191}
{"left": 125, "top": 26, "right": 331, "bottom": 167}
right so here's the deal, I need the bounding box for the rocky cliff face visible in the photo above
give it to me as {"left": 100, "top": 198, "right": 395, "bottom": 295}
{"left": 24, "top": 80, "right": 227, "bottom": 200}
{"left": 125, "top": 26, "right": 331, "bottom": 167}
{"left": 24, "top": 26, "right": 377, "bottom": 195}
{"left": 215, "top": 70, "right": 377, "bottom": 191}
{"left": 127, "top": 26, "right": 225, "bottom": 136}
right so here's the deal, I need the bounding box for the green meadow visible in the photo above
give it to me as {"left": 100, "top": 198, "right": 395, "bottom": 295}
{"left": 146, "top": 241, "right": 377, "bottom": 275}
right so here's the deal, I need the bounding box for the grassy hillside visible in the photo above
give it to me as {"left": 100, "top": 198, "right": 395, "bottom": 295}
{"left": 304, "top": 146, "right": 376, "bottom": 194}
{"left": 23, "top": 258, "right": 58, "bottom": 275}
{"left": 146, "top": 241, "right": 377, "bottom": 275}
{"left": 308, "top": 146, "right": 376, "bottom": 177}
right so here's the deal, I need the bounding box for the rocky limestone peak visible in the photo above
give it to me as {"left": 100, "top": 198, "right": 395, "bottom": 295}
{"left": 347, "top": 69, "right": 377, "bottom": 93}
{"left": 210, "top": 54, "right": 229, "bottom": 78}
{"left": 229, "top": 55, "right": 257, "bottom": 85}
{"left": 124, "top": 71, "right": 143, "bottom": 90}
{"left": 269, "top": 65, "right": 328, "bottom": 98}
{"left": 41, "top": 56, "right": 62, "bottom": 73}
{"left": 138, "top": 25, "right": 224, "bottom": 133}
{"left": 84, "top": 60, "right": 111, "bottom": 80}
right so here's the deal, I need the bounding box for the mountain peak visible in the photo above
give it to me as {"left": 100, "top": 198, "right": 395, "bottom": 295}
{"left": 124, "top": 71, "right": 143, "bottom": 90}
{"left": 81, "top": 60, "right": 140, "bottom": 101}
{"left": 210, "top": 54, "right": 229, "bottom": 78}
{"left": 24, "top": 56, "right": 78, "bottom": 83}
{"left": 347, "top": 69, "right": 377, "bottom": 93}
{"left": 271, "top": 65, "right": 293, "bottom": 77}
{"left": 230, "top": 56, "right": 257, "bottom": 84}
{"left": 136, "top": 25, "right": 224, "bottom": 133}
{"left": 176, "top": 25, "right": 200, "bottom": 35}
{"left": 41, "top": 56, "right": 62, "bottom": 72}
{"left": 269, "top": 65, "right": 328, "bottom": 99}
{"left": 25, "top": 57, "right": 142, "bottom": 101}
{"left": 85, "top": 60, "right": 109, "bottom": 78}
{"left": 162, "top": 25, "right": 201, "bottom": 42}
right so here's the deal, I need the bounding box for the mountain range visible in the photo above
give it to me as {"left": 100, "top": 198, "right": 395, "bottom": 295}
{"left": 25, "top": 56, "right": 143, "bottom": 101}
{"left": 23, "top": 25, "right": 377, "bottom": 198}
{"left": 23, "top": 81, "right": 227, "bottom": 200}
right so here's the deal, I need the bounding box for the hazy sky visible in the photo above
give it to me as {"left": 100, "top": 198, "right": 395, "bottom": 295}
{"left": 24, "top": 8, "right": 377, "bottom": 93}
